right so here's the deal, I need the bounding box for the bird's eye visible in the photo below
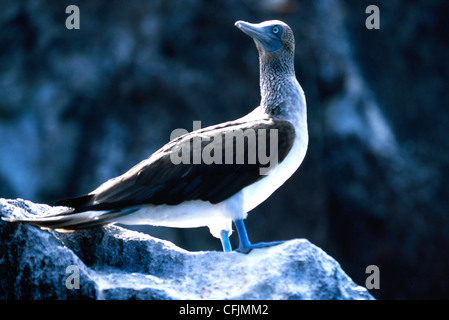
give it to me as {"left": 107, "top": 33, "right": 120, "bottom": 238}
{"left": 272, "top": 26, "right": 280, "bottom": 34}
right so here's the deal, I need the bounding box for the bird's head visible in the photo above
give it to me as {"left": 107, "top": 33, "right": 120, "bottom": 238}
{"left": 235, "top": 20, "right": 295, "bottom": 57}
{"left": 235, "top": 20, "right": 299, "bottom": 112}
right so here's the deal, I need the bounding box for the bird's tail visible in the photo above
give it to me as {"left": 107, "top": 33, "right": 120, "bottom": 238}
{"left": 2, "top": 207, "right": 137, "bottom": 232}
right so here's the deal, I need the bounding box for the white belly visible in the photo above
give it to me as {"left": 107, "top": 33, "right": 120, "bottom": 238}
{"left": 116, "top": 192, "right": 246, "bottom": 239}
{"left": 242, "top": 122, "right": 308, "bottom": 212}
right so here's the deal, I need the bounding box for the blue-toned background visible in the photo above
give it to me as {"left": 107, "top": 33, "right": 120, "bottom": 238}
{"left": 1, "top": 0, "right": 448, "bottom": 299}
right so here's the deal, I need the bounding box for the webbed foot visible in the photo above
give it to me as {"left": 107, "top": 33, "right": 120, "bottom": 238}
{"left": 235, "top": 240, "right": 285, "bottom": 254}
{"left": 234, "top": 219, "right": 284, "bottom": 254}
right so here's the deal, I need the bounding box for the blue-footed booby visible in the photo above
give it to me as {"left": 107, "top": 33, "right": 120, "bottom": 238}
{"left": 3, "top": 20, "right": 308, "bottom": 253}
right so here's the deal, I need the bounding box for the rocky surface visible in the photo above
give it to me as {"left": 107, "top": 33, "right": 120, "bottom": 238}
{"left": 0, "top": 198, "right": 373, "bottom": 300}
{"left": 0, "top": 0, "right": 448, "bottom": 299}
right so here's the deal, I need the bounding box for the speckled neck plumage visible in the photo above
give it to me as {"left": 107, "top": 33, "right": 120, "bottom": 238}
{"left": 259, "top": 51, "right": 301, "bottom": 119}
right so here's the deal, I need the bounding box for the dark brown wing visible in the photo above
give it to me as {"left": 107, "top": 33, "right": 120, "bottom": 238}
{"left": 56, "top": 117, "right": 295, "bottom": 212}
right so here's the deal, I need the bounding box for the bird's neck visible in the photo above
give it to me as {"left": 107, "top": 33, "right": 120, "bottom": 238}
{"left": 259, "top": 54, "right": 304, "bottom": 119}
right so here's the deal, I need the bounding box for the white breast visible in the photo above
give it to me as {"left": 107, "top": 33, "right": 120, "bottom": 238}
{"left": 242, "top": 88, "right": 308, "bottom": 212}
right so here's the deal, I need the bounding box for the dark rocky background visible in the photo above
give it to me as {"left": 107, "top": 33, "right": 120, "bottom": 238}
{"left": 0, "top": 0, "right": 447, "bottom": 299}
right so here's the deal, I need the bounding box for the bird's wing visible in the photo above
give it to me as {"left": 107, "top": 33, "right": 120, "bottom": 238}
{"left": 56, "top": 117, "right": 295, "bottom": 212}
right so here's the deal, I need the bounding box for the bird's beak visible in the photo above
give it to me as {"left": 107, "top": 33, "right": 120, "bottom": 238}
{"left": 235, "top": 21, "right": 266, "bottom": 40}
{"left": 235, "top": 20, "right": 282, "bottom": 53}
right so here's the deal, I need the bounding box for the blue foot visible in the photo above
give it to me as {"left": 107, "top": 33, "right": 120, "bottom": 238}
{"left": 220, "top": 230, "right": 232, "bottom": 252}
{"left": 234, "top": 219, "right": 284, "bottom": 254}
{"left": 236, "top": 240, "right": 286, "bottom": 254}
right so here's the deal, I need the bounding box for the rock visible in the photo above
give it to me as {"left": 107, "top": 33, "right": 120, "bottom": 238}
{"left": 0, "top": 198, "right": 373, "bottom": 300}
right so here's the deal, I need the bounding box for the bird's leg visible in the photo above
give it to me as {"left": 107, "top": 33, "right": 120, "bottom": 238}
{"left": 234, "top": 219, "right": 285, "bottom": 254}
{"left": 220, "top": 230, "right": 233, "bottom": 252}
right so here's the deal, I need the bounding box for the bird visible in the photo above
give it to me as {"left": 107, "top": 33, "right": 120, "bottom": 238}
{"left": 3, "top": 20, "right": 308, "bottom": 253}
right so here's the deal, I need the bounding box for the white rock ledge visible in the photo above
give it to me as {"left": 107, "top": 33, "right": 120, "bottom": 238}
{"left": 0, "top": 198, "right": 374, "bottom": 300}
